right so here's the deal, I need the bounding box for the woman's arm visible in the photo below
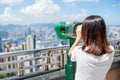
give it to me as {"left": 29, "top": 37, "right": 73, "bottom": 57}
{"left": 68, "top": 25, "right": 82, "bottom": 57}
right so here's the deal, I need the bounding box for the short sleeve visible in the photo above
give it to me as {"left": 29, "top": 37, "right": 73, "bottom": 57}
{"left": 71, "top": 47, "right": 78, "bottom": 62}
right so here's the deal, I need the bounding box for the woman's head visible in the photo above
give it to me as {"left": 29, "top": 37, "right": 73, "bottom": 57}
{"left": 81, "top": 15, "right": 113, "bottom": 55}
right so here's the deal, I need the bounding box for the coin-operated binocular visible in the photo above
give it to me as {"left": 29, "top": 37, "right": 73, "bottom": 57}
{"left": 54, "top": 22, "right": 82, "bottom": 80}
{"left": 54, "top": 22, "right": 82, "bottom": 39}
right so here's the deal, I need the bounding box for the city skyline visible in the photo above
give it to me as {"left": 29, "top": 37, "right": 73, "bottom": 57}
{"left": 0, "top": 0, "right": 120, "bottom": 25}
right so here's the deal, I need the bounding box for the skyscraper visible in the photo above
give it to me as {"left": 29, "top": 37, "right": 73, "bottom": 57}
{"left": 27, "top": 26, "right": 32, "bottom": 35}
{"left": 26, "top": 35, "right": 36, "bottom": 50}
{"left": 0, "top": 38, "right": 2, "bottom": 52}
{"left": 0, "top": 31, "right": 8, "bottom": 38}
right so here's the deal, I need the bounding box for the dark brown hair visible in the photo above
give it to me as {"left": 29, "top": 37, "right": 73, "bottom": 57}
{"left": 81, "top": 15, "right": 113, "bottom": 56}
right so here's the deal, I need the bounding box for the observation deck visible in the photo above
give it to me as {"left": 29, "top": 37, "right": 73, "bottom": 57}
{"left": 0, "top": 40, "right": 120, "bottom": 80}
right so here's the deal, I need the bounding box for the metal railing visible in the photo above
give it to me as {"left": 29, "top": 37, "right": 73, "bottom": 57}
{"left": 0, "top": 40, "right": 120, "bottom": 80}
{"left": 0, "top": 46, "right": 69, "bottom": 80}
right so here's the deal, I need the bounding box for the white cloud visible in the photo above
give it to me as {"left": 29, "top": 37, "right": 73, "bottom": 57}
{"left": 0, "top": 0, "right": 23, "bottom": 5}
{"left": 21, "top": 8, "right": 88, "bottom": 24}
{"left": 12, "top": 0, "right": 88, "bottom": 24}
{"left": 0, "top": 7, "right": 22, "bottom": 24}
{"left": 34, "top": 9, "right": 87, "bottom": 23}
{"left": 19, "top": 8, "right": 88, "bottom": 24}
{"left": 112, "top": 2, "right": 120, "bottom": 7}
{"left": 0, "top": 7, "right": 87, "bottom": 24}
{"left": 61, "top": 9, "right": 88, "bottom": 22}
{"left": 63, "top": 0, "right": 99, "bottom": 3}
{"left": 20, "top": 0, "right": 60, "bottom": 15}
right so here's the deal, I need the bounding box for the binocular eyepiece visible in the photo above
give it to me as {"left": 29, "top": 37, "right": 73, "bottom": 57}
{"left": 55, "top": 22, "right": 82, "bottom": 39}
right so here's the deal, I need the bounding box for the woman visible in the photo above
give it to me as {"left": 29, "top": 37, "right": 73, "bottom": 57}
{"left": 68, "top": 15, "right": 115, "bottom": 80}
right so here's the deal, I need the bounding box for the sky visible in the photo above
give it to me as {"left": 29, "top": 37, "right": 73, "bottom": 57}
{"left": 0, "top": 0, "right": 120, "bottom": 25}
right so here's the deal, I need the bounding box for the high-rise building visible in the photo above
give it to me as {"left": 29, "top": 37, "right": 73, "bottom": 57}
{"left": 26, "top": 35, "right": 36, "bottom": 50}
{"left": 3, "top": 42, "right": 11, "bottom": 52}
{"left": 0, "top": 31, "right": 8, "bottom": 38}
{"left": 18, "top": 42, "right": 27, "bottom": 50}
{"left": 27, "top": 26, "right": 32, "bottom": 35}
{"left": 0, "top": 38, "right": 2, "bottom": 52}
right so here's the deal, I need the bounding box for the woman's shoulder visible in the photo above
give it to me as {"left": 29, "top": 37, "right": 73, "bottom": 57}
{"left": 73, "top": 46, "right": 83, "bottom": 53}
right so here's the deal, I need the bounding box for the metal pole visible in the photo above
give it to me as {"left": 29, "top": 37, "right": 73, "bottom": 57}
{"left": 65, "top": 38, "right": 76, "bottom": 80}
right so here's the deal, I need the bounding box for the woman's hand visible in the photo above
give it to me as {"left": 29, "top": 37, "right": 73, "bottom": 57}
{"left": 75, "top": 25, "right": 82, "bottom": 43}
{"left": 68, "top": 25, "right": 82, "bottom": 57}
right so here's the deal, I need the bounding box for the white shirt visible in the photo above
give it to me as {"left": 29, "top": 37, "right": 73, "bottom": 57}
{"left": 71, "top": 46, "right": 115, "bottom": 80}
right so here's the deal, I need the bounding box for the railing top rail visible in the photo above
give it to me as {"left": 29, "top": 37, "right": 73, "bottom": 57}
{"left": 0, "top": 45, "right": 69, "bottom": 58}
